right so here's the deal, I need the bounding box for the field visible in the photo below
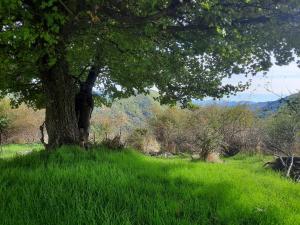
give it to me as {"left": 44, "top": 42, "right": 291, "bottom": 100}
{"left": 0, "top": 145, "right": 299, "bottom": 225}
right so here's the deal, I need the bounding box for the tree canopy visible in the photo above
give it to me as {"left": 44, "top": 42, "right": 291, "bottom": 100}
{"left": 1, "top": 0, "right": 299, "bottom": 107}
{"left": 1, "top": 0, "right": 300, "bottom": 148}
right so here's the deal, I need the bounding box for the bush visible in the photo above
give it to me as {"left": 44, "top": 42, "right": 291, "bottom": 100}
{"left": 0, "top": 98, "right": 44, "bottom": 144}
{"left": 185, "top": 108, "right": 223, "bottom": 159}
{"left": 149, "top": 106, "right": 222, "bottom": 158}
{"left": 126, "top": 128, "right": 160, "bottom": 153}
{"left": 263, "top": 111, "right": 299, "bottom": 156}
{"left": 150, "top": 107, "right": 190, "bottom": 154}
{"left": 0, "top": 99, "right": 11, "bottom": 146}
{"left": 218, "top": 106, "right": 260, "bottom": 156}
{"left": 90, "top": 107, "right": 129, "bottom": 143}
{"left": 148, "top": 105, "right": 262, "bottom": 158}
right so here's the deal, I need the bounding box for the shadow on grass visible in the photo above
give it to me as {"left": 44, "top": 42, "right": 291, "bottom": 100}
{"left": 0, "top": 147, "right": 288, "bottom": 225}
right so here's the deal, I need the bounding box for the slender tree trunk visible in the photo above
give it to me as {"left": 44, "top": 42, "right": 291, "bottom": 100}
{"left": 42, "top": 57, "right": 80, "bottom": 150}
{"left": 75, "top": 67, "right": 97, "bottom": 148}
{"left": 0, "top": 132, "right": 2, "bottom": 152}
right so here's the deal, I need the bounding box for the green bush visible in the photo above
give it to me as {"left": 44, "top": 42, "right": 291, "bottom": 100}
{"left": 148, "top": 105, "right": 261, "bottom": 158}
{"left": 263, "top": 111, "right": 299, "bottom": 156}
{"left": 0, "top": 99, "right": 10, "bottom": 146}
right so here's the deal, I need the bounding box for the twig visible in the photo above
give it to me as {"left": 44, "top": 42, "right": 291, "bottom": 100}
{"left": 58, "top": 0, "right": 75, "bottom": 16}
{"left": 71, "top": 65, "right": 91, "bottom": 85}
{"left": 40, "top": 121, "right": 47, "bottom": 148}
{"left": 286, "top": 154, "right": 294, "bottom": 177}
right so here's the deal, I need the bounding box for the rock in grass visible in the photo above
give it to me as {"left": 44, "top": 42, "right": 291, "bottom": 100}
{"left": 191, "top": 154, "right": 201, "bottom": 161}
{"left": 191, "top": 152, "right": 223, "bottom": 163}
{"left": 206, "top": 152, "right": 223, "bottom": 163}
{"left": 16, "top": 150, "right": 32, "bottom": 156}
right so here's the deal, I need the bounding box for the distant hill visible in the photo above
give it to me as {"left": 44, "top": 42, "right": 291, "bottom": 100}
{"left": 194, "top": 92, "right": 300, "bottom": 117}
{"left": 247, "top": 99, "right": 284, "bottom": 117}
{"left": 92, "top": 92, "right": 161, "bottom": 136}
{"left": 92, "top": 92, "right": 300, "bottom": 137}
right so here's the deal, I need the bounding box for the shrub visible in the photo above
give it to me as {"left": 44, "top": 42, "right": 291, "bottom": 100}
{"left": 0, "top": 99, "right": 11, "bottom": 146}
{"left": 218, "top": 106, "right": 260, "bottom": 156}
{"left": 149, "top": 106, "right": 222, "bottom": 158}
{"left": 148, "top": 105, "right": 262, "bottom": 158}
{"left": 90, "top": 107, "right": 129, "bottom": 143}
{"left": 0, "top": 98, "right": 44, "bottom": 144}
{"left": 263, "top": 112, "right": 299, "bottom": 156}
{"left": 126, "top": 128, "right": 160, "bottom": 153}
{"left": 262, "top": 99, "right": 300, "bottom": 180}
{"left": 186, "top": 108, "right": 223, "bottom": 158}
{"left": 150, "top": 107, "right": 190, "bottom": 153}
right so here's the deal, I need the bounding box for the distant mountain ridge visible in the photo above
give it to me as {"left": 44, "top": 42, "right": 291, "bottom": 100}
{"left": 194, "top": 92, "right": 300, "bottom": 117}
{"left": 93, "top": 93, "right": 300, "bottom": 133}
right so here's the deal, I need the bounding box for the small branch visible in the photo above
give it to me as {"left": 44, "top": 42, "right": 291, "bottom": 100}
{"left": 0, "top": 132, "right": 2, "bottom": 153}
{"left": 286, "top": 154, "right": 294, "bottom": 177}
{"left": 71, "top": 75, "right": 82, "bottom": 85}
{"left": 274, "top": 153, "right": 287, "bottom": 167}
{"left": 58, "top": 0, "right": 75, "bottom": 16}
{"left": 40, "top": 121, "right": 47, "bottom": 148}
{"left": 266, "top": 89, "right": 299, "bottom": 114}
{"left": 71, "top": 65, "right": 90, "bottom": 85}
{"left": 78, "top": 65, "right": 90, "bottom": 78}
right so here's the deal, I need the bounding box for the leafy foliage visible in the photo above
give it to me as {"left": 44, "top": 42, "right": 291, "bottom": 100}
{"left": 218, "top": 106, "right": 260, "bottom": 156}
{"left": 0, "top": 116, "right": 9, "bottom": 134}
{"left": 1, "top": 1, "right": 300, "bottom": 108}
{"left": 148, "top": 105, "right": 260, "bottom": 157}
{"left": 263, "top": 96, "right": 300, "bottom": 156}
{"left": 0, "top": 98, "right": 44, "bottom": 144}
{"left": 0, "top": 99, "right": 10, "bottom": 142}
{"left": 90, "top": 93, "right": 161, "bottom": 141}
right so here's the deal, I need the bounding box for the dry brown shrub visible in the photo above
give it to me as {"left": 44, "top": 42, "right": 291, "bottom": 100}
{"left": 91, "top": 106, "right": 129, "bottom": 142}
{"left": 126, "top": 129, "right": 160, "bottom": 153}
{"left": 206, "top": 152, "right": 223, "bottom": 163}
{"left": 1, "top": 100, "right": 45, "bottom": 144}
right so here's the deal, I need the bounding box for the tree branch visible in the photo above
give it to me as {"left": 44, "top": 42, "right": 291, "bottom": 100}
{"left": 58, "top": 0, "right": 75, "bottom": 16}
{"left": 286, "top": 154, "right": 294, "bottom": 177}
{"left": 101, "top": 0, "right": 192, "bottom": 25}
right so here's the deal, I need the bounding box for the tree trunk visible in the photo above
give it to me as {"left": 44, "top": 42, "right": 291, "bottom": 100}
{"left": 42, "top": 57, "right": 80, "bottom": 150}
{"left": 75, "top": 67, "right": 97, "bottom": 148}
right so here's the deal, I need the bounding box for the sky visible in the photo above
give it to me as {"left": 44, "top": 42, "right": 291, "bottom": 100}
{"left": 222, "top": 61, "right": 300, "bottom": 102}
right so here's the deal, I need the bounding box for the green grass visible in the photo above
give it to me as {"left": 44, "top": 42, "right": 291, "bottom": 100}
{"left": 0, "top": 143, "right": 42, "bottom": 159}
{"left": 0, "top": 146, "right": 299, "bottom": 225}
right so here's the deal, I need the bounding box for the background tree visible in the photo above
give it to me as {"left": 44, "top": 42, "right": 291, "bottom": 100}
{"left": 0, "top": 100, "right": 10, "bottom": 150}
{"left": 263, "top": 97, "right": 300, "bottom": 157}
{"left": 1, "top": 0, "right": 300, "bottom": 149}
{"left": 0, "top": 98, "right": 44, "bottom": 144}
{"left": 262, "top": 96, "right": 300, "bottom": 179}
{"left": 218, "top": 106, "right": 258, "bottom": 156}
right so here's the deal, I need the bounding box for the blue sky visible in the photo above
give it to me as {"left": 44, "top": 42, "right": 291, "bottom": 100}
{"left": 223, "top": 61, "right": 300, "bottom": 102}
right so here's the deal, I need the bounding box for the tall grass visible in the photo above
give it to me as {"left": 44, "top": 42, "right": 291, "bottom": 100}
{"left": 0, "top": 143, "right": 42, "bottom": 159}
{"left": 0, "top": 146, "right": 299, "bottom": 225}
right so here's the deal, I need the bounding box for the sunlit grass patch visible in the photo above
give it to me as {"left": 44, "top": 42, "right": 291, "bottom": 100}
{"left": 0, "top": 146, "right": 299, "bottom": 225}
{"left": 0, "top": 143, "right": 43, "bottom": 159}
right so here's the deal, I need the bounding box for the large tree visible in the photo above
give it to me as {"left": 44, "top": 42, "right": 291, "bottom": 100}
{"left": 1, "top": 0, "right": 300, "bottom": 149}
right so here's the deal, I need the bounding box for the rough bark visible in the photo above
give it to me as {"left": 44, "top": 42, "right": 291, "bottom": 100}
{"left": 42, "top": 57, "right": 80, "bottom": 150}
{"left": 75, "top": 67, "right": 97, "bottom": 148}
{"left": 0, "top": 132, "right": 2, "bottom": 152}
{"left": 40, "top": 58, "right": 98, "bottom": 150}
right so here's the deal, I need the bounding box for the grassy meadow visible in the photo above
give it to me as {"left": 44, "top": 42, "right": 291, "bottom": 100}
{"left": 0, "top": 144, "right": 42, "bottom": 159}
{"left": 0, "top": 145, "right": 299, "bottom": 225}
